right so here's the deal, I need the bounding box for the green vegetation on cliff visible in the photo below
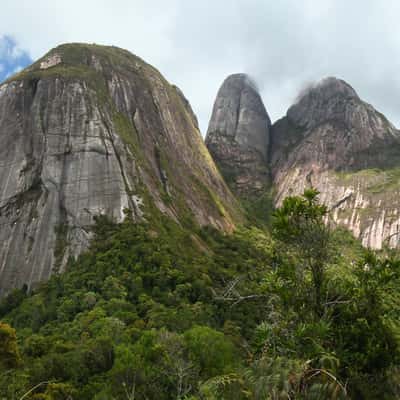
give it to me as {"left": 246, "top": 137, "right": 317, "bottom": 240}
{"left": 1, "top": 191, "right": 400, "bottom": 399}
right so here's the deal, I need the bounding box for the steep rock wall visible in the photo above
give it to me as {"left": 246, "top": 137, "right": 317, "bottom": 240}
{"left": 271, "top": 77, "right": 400, "bottom": 249}
{"left": 206, "top": 74, "right": 271, "bottom": 195}
{"left": 0, "top": 44, "right": 242, "bottom": 295}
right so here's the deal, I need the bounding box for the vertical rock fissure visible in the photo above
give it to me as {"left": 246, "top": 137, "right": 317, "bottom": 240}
{"left": 100, "top": 110, "right": 139, "bottom": 219}
{"left": 154, "top": 143, "right": 170, "bottom": 196}
{"left": 234, "top": 88, "right": 243, "bottom": 137}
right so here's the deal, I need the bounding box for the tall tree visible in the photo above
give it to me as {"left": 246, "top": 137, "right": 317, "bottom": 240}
{"left": 272, "top": 188, "right": 331, "bottom": 317}
{"left": 0, "top": 322, "right": 21, "bottom": 370}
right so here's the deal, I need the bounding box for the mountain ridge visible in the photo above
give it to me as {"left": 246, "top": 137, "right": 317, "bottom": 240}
{"left": 2, "top": 42, "right": 400, "bottom": 297}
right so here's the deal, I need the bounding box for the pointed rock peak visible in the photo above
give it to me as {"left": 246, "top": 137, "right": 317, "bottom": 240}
{"left": 206, "top": 73, "right": 270, "bottom": 158}
{"left": 205, "top": 73, "right": 271, "bottom": 195}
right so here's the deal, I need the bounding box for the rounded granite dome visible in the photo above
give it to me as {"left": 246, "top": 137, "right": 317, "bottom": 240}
{"left": 221, "top": 73, "right": 260, "bottom": 94}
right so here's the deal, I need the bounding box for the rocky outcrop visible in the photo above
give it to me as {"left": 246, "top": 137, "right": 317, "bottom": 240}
{"left": 271, "top": 77, "right": 400, "bottom": 174}
{"left": 205, "top": 74, "right": 271, "bottom": 195}
{"left": 206, "top": 73, "right": 400, "bottom": 249}
{"left": 271, "top": 77, "right": 400, "bottom": 249}
{"left": 0, "top": 43, "right": 242, "bottom": 296}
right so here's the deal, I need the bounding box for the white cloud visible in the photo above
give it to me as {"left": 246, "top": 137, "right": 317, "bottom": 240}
{"left": 0, "top": 1, "right": 400, "bottom": 131}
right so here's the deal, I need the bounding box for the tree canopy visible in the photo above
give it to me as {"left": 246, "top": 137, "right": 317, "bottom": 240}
{"left": 1, "top": 192, "right": 400, "bottom": 399}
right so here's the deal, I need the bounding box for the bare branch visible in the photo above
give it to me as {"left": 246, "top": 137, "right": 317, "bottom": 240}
{"left": 19, "top": 381, "right": 51, "bottom": 400}
{"left": 213, "top": 277, "right": 266, "bottom": 307}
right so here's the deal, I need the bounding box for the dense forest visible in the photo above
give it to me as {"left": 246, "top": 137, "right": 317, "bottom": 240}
{"left": 1, "top": 189, "right": 400, "bottom": 399}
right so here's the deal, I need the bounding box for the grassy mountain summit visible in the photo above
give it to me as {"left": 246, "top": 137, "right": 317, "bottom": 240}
{"left": 0, "top": 43, "right": 242, "bottom": 296}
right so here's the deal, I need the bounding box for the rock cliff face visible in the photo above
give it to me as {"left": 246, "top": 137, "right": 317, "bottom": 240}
{"left": 0, "top": 43, "right": 241, "bottom": 295}
{"left": 208, "top": 74, "right": 400, "bottom": 249}
{"left": 3, "top": 50, "right": 400, "bottom": 296}
{"left": 205, "top": 74, "right": 271, "bottom": 195}
{"left": 271, "top": 77, "right": 400, "bottom": 249}
{"left": 271, "top": 77, "right": 400, "bottom": 174}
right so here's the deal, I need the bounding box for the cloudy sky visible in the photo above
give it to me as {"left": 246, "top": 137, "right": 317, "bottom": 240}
{"left": 1, "top": 1, "right": 399, "bottom": 133}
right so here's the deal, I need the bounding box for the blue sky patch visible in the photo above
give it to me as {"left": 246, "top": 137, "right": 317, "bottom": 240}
{"left": 0, "top": 36, "right": 32, "bottom": 83}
